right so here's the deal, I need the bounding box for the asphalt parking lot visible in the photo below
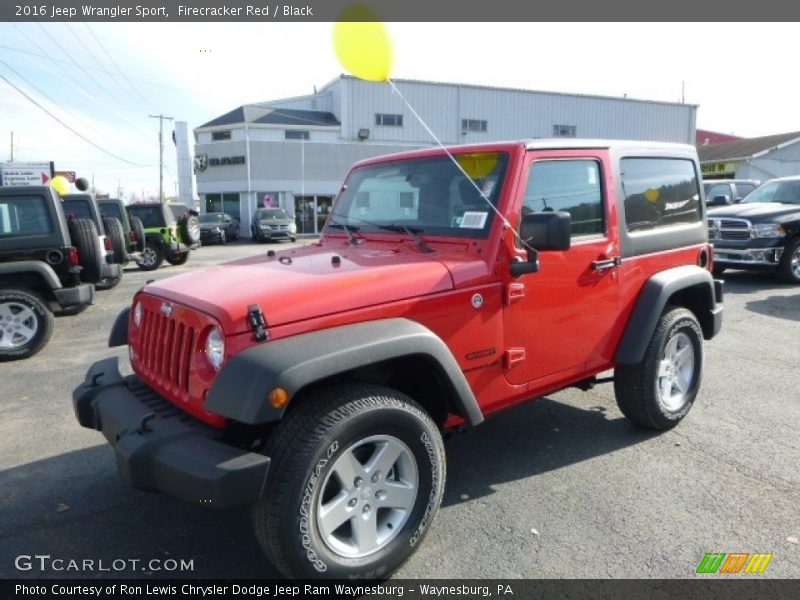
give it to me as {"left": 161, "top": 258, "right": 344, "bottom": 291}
{"left": 1, "top": 241, "right": 798, "bottom": 579}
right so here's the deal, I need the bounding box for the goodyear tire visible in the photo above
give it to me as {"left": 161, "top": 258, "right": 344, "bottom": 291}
{"left": 68, "top": 218, "right": 103, "bottom": 284}
{"left": 165, "top": 252, "right": 190, "bottom": 266}
{"left": 253, "top": 383, "right": 445, "bottom": 579}
{"left": 103, "top": 217, "right": 127, "bottom": 264}
{"left": 136, "top": 242, "right": 164, "bottom": 272}
{"left": 129, "top": 216, "right": 146, "bottom": 253}
{"left": 776, "top": 237, "right": 800, "bottom": 284}
{"left": 0, "top": 288, "right": 54, "bottom": 361}
{"left": 614, "top": 307, "right": 703, "bottom": 430}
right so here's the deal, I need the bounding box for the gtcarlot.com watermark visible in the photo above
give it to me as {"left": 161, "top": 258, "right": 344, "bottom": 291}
{"left": 15, "top": 554, "right": 194, "bottom": 573}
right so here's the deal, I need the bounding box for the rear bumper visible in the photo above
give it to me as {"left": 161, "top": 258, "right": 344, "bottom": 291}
{"left": 101, "top": 261, "right": 123, "bottom": 280}
{"left": 73, "top": 357, "right": 270, "bottom": 510}
{"left": 52, "top": 283, "right": 94, "bottom": 309}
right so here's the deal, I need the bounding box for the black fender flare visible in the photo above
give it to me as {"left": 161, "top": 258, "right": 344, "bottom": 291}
{"left": 615, "top": 265, "right": 722, "bottom": 365}
{"left": 205, "top": 318, "right": 484, "bottom": 427}
{"left": 108, "top": 307, "right": 130, "bottom": 347}
{"left": 0, "top": 261, "right": 61, "bottom": 290}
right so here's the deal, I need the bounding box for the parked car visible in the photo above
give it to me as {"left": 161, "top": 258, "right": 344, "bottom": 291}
{"left": 75, "top": 140, "right": 722, "bottom": 579}
{"left": 251, "top": 207, "right": 297, "bottom": 243}
{"left": 126, "top": 203, "right": 201, "bottom": 271}
{"left": 97, "top": 198, "right": 145, "bottom": 263}
{"left": 703, "top": 179, "right": 760, "bottom": 207}
{"left": 198, "top": 212, "right": 240, "bottom": 245}
{"left": 60, "top": 193, "right": 123, "bottom": 288}
{"left": 708, "top": 175, "right": 800, "bottom": 282}
{"left": 0, "top": 186, "right": 95, "bottom": 360}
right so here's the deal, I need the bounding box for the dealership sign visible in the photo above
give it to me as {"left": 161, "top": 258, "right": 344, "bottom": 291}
{"left": 0, "top": 161, "right": 55, "bottom": 186}
{"left": 193, "top": 154, "right": 245, "bottom": 172}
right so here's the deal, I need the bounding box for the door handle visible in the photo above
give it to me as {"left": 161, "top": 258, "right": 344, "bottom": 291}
{"left": 591, "top": 256, "right": 622, "bottom": 271}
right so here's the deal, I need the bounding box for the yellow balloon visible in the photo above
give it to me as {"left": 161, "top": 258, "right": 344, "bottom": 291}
{"left": 644, "top": 187, "right": 660, "bottom": 202}
{"left": 51, "top": 175, "right": 70, "bottom": 196}
{"left": 333, "top": 4, "right": 393, "bottom": 82}
{"left": 457, "top": 153, "right": 499, "bottom": 179}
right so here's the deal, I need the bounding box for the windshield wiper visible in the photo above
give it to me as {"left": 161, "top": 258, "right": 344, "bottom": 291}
{"left": 328, "top": 221, "right": 363, "bottom": 245}
{"left": 377, "top": 224, "right": 433, "bottom": 253}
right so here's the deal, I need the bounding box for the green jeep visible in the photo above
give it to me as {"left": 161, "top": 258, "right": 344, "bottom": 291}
{"left": 126, "top": 203, "right": 200, "bottom": 271}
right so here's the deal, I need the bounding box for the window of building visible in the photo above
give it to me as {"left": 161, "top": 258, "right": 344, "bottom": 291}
{"left": 621, "top": 158, "right": 701, "bottom": 232}
{"left": 523, "top": 160, "right": 604, "bottom": 237}
{"left": 211, "top": 130, "right": 231, "bottom": 141}
{"left": 553, "top": 125, "right": 577, "bottom": 137}
{"left": 285, "top": 130, "right": 310, "bottom": 140}
{"left": 375, "top": 113, "right": 403, "bottom": 127}
{"left": 462, "top": 119, "right": 488, "bottom": 133}
{"left": 205, "top": 193, "right": 241, "bottom": 221}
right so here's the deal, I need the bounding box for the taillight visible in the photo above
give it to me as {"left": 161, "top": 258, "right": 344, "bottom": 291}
{"left": 104, "top": 237, "right": 112, "bottom": 251}
{"left": 130, "top": 231, "right": 137, "bottom": 242}
{"left": 68, "top": 247, "right": 79, "bottom": 266}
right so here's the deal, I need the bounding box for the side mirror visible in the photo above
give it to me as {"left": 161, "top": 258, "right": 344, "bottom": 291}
{"left": 510, "top": 211, "right": 571, "bottom": 277}
{"left": 520, "top": 211, "right": 571, "bottom": 251}
{"left": 709, "top": 195, "right": 729, "bottom": 206}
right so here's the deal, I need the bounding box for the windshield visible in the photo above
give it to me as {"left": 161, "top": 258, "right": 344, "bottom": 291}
{"left": 256, "top": 209, "right": 290, "bottom": 220}
{"left": 329, "top": 152, "right": 509, "bottom": 238}
{"left": 198, "top": 214, "right": 223, "bottom": 224}
{"left": 743, "top": 180, "right": 800, "bottom": 204}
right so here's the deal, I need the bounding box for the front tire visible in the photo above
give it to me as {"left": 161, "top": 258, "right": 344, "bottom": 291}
{"left": 253, "top": 383, "right": 445, "bottom": 579}
{"left": 0, "top": 288, "right": 54, "bottom": 361}
{"left": 136, "top": 243, "right": 164, "bottom": 271}
{"left": 614, "top": 307, "right": 703, "bottom": 430}
{"left": 776, "top": 237, "right": 800, "bottom": 284}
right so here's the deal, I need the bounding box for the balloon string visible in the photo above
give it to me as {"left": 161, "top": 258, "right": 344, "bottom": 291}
{"left": 386, "top": 78, "right": 532, "bottom": 251}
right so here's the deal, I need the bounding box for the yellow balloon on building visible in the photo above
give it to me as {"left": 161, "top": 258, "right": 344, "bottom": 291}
{"left": 333, "top": 4, "right": 393, "bottom": 82}
{"left": 51, "top": 175, "right": 70, "bottom": 196}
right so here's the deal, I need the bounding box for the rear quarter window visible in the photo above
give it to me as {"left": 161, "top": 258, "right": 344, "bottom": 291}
{"left": 621, "top": 158, "right": 701, "bottom": 232}
{"left": 0, "top": 195, "right": 53, "bottom": 236}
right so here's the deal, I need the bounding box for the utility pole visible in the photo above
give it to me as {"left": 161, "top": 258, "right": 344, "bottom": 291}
{"left": 10, "top": 131, "right": 14, "bottom": 161}
{"left": 149, "top": 114, "right": 174, "bottom": 203}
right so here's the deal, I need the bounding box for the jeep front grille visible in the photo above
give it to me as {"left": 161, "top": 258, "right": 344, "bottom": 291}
{"left": 139, "top": 305, "right": 195, "bottom": 393}
{"left": 707, "top": 218, "right": 752, "bottom": 241}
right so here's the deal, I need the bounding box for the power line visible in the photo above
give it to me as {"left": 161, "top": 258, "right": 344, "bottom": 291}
{"left": 0, "top": 44, "right": 193, "bottom": 94}
{"left": 1, "top": 75, "right": 147, "bottom": 167}
{"left": 80, "top": 22, "right": 157, "bottom": 111}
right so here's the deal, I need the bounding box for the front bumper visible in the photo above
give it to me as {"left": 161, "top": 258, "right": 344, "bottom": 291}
{"left": 712, "top": 243, "right": 784, "bottom": 269}
{"left": 73, "top": 357, "right": 270, "bottom": 509}
{"left": 200, "top": 230, "right": 224, "bottom": 243}
{"left": 258, "top": 227, "right": 295, "bottom": 239}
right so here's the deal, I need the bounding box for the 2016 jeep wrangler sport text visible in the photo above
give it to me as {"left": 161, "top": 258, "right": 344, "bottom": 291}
{"left": 74, "top": 140, "right": 723, "bottom": 579}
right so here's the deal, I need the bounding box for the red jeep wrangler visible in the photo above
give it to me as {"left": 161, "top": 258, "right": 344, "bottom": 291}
{"left": 74, "top": 140, "right": 722, "bottom": 579}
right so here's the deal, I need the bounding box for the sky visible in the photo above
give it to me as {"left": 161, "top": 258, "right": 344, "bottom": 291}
{"left": 1, "top": 22, "right": 799, "bottom": 199}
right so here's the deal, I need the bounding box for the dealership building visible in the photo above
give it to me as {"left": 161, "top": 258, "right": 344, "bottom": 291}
{"left": 193, "top": 75, "right": 698, "bottom": 237}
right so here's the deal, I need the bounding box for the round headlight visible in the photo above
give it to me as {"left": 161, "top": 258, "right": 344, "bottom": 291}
{"left": 133, "top": 301, "right": 142, "bottom": 327}
{"left": 205, "top": 327, "right": 225, "bottom": 371}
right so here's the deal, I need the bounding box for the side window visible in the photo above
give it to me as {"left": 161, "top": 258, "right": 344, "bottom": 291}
{"left": 522, "top": 159, "right": 604, "bottom": 237}
{"left": 621, "top": 158, "right": 701, "bottom": 232}
{"left": 735, "top": 183, "right": 756, "bottom": 199}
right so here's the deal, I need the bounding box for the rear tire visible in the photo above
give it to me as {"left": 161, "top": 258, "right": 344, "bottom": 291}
{"left": 711, "top": 265, "right": 725, "bottom": 278}
{"left": 68, "top": 218, "right": 103, "bottom": 284}
{"left": 136, "top": 242, "right": 164, "bottom": 271}
{"left": 0, "top": 288, "right": 54, "bottom": 361}
{"left": 103, "top": 217, "right": 127, "bottom": 264}
{"left": 253, "top": 383, "right": 445, "bottom": 579}
{"left": 776, "top": 237, "right": 800, "bottom": 284}
{"left": 614, "top": 307, "right": 703, "bottom": 430}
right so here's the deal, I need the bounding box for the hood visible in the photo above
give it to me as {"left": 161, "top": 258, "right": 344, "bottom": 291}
{"left": 258, "top": 217, "right": 294, "bottom": 225}
{"left": 708, "top": 202, "right": 800, "bottom": 221}
{"left": 143, "top": 244, "right": 455, "bottom": 333}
